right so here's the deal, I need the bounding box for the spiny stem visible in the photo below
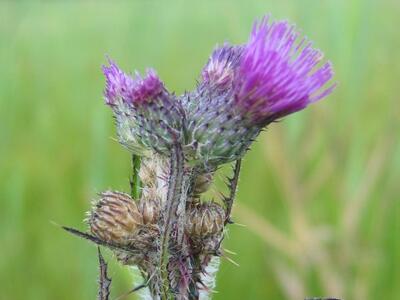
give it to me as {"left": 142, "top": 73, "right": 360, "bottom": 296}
{"left": 97, "top": 247, "right": 111, "bottom": 300}
{"left": 224, "top": 159, "right": 242, "bottom": 225}
{"left": 159, "top": 144, "right": 186, "bottom": 299}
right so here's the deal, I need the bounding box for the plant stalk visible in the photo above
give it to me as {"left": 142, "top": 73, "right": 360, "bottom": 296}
{"left": 158, "top": 144, "right": 186, "bottom": 299}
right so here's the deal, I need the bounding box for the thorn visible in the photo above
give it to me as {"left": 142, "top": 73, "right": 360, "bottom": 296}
{"left": 61, "top": 226, "right": 135, "bottom": 253}
{"left": 49, "top": 220, "right": 61, "bottom": 227}
{"left": 226, "top": 217, "right": 235, "bottom": 224}
{"left": 232, "top": 222, "right": 247, "bottom": 227}
{"left": 223, "top": 248, "right": 237, "bottom": 255}
{"left": 224, "top": 256, "right": 240, "bottom": 267}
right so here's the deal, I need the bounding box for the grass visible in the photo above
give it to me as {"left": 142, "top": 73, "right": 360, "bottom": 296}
{"left": 0, "top": 1, "right": 399, "bottom": 299}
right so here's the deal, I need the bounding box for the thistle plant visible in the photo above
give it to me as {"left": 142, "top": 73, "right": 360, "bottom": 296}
{"left": 64, "top": 15, "right": 335, "bottom": 300}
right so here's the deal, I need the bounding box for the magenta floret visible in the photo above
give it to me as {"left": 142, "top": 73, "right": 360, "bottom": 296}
{"left": 233, "top": 16, "right": 336, "bottom": 124}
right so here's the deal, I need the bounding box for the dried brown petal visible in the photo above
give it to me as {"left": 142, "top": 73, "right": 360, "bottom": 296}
{"left": 138, "top": 198, "right": 160, "bottom": 225}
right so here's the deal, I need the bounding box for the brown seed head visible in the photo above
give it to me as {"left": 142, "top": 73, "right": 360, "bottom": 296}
{"left": 186, "top": 201, "right": 225, "bottom": 237}
{"left": 89, "top": 191, "right": 142, "bottom": 245}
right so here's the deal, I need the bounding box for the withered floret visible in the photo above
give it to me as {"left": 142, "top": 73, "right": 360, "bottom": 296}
{"left": 138, "top": 198, "right": 160, "bottom": 225}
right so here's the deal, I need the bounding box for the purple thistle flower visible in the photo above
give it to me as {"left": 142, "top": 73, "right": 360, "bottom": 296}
{"left": 102, "top": 59, "right": 185, "bottom": 155}
{"left": 102, "top": 15, "right": 336, "bottom": 167}
{"left": 103, "top": 59, "right": 164, "bottom": 106}
{"left": 182, "top": 15, "right": 336, "bottom": 167}
{"left": 233, "top": 16, "right": 336, "bottom": 125}
{"left": 129, "top": 69, "right": 164, "bottom": 105}
{"left": 102, "top": 59, "right": 135, "bottom": 106}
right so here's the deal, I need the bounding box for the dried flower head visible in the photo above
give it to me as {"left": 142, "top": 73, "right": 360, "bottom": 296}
{"left": 88, "top": 191, "right": 142, "bottom": 245}
{"left": 186, "top": 202, "right": 225, "bottom": 237}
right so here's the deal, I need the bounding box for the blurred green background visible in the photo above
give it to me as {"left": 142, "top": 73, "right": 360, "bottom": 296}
{"left": 1, "top": 1, "right": 399, "bottom": 299}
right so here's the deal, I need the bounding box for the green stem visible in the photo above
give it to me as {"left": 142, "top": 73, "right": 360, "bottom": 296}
{"left": 224, "top": 159, "right": 241, "bottom": 225}
{"left": 158, "top": 144, "right": 186, "bottom": 299}
{"left": 130, "top": 154, "right": 141, "bottom": 200}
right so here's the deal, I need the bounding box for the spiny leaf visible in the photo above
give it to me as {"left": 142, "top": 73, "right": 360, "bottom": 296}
{"left": 62, "top": 226, "right": 139, "bottom": 254}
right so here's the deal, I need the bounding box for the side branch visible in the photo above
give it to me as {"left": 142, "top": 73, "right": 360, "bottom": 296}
{"left": 97, "top": 247, "right": 111, "bottom": 300}
{"left": 224, "top": 159, "right": 242, "bottom": 225}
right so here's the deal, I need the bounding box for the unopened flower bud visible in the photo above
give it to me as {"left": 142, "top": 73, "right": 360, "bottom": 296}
{"left": 88, "top": 191, "right": 142, "bottom": 245}
{"left": 192, "top": 172, "right": 214, "bottom": 197}
{"left": 186, "top": 202, "right": 225, "bottom": 237}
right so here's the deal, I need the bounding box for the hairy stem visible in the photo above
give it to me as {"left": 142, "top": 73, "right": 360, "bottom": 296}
{"left": 158, "top": 144, "right": 186, "bottom": 299}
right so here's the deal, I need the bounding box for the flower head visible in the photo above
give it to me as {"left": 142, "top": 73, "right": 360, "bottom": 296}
{"left": 183, "top": 16, "right": 336, "bottom": 167}
{"left": 89, "top": 191, "right": 142, "bottom": 245}
{"left": 102, "top": 59, "right": 185, "bottom": 156}
{"left": 103, "top": 59, "right": 164, "bottom": 106}
{"left": 102, "top": 59, "right": 135, "bottom": 106}
{"left": 130, "top": 69, "right": 164, "bottom": 104}
{"left": 233, "top": 16, "right": 336, "bottom": 125}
